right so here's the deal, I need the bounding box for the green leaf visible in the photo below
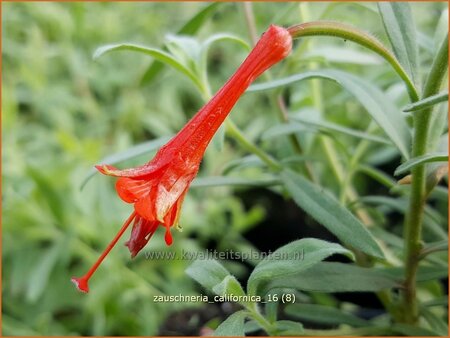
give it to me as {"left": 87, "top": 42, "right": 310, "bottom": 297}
{"left": 222, "top": 155, "right": 264, "bottom": 175}
{"left": 378, "top": 2, "right": 420, "bottom": 86}
{"left": 80, "top": 136, "right": 171, "bottom": 189}
{"left": 394, "top": 152, "right": 448, "bottom": 176}
{"left": 249, "top": 70, "right": 411, "bottom": 159}
{"left": 424, "top": 35, "right": 449, "bottom": 155}
{"left": 280, "top": 169, "right": 384, "bottom": 258}
{"left": 420, "top": 240, "right": 448, "bottom": 259}
{"left": 201, "top": 33, "right": 250, "bottom": 59}
{"left": 357, "top": 165, "right": 397, "bottom": 189}
{"left": 200, "top": 33, "right": 250, "bottom": 94}
{"left": 261, "top": 123, "right": 308, "bottom": 141}
{"left": 359, "top": 196, "right": 447, "bottom": 240}
{"left": 165, "top": 35, "right": 202, "bottom": 71}
{"left": 265, "top": 262, "right": 400, "bottom": 293}
{"left": 243, "top": 320, "right": 260, "bottom": 334}
{"left": 291, "top": 115, "right": 392, "bottom": 145}
{"left": 141, "top": 2, "right": 222, "bottom": 85}
{"left": 285, "top": 304, "right": 370, "bottom": 327}
{"left": 213, "top": 311, "right": 247, "bottom": 336}
{"left": 416, "top": 265, "right": 448, "bottom": 281}
{"left": 27, "top": 167, "right": 65, "bottom": 223}
{"left": 2, "top": 316, "right": 40, "bottom": 336}
{"left": 211, "top": 123, "right": 226, "bottom": 152}
{"left": 423, "top": 296, "right": 448, "bottom": 308}
{"left": 392, "top": 324, "right": 440, "bottom": 336}
{"left": 286, "top": 21, "right": 418, "bottom": 101}
{"left": 185, "top": 259, "right": 230, "bottom": 293}
{"left": 93, "top": 43, "right": 204, "bottom": 91}
{"left": 381, "top": 265, "right": 448, "bottom": 282}
{"left": 403, "top": 91, "right": 448, "bottom": 112}
{"left": 420, "top": 307, "right": 448, "bottom": 336}
{"left": 212, "top": 275, "right": 246, "bottom": 298}
{"left": 191, "top": 176, "right": 281, "bottom": 188}
{"left": 273, "top": 320, "right": 304, "bottom": 335}
{"left": 26, "top": 242, "right": 63, "bottom": 302}
{"left": 247, "top": 238, "right": 354, "bottom": 296}
{"left": 179, "top": 3, "right": 222, "bottom": 36}
{"left": 304, "top": 46, "right": 382, "bottom": 65}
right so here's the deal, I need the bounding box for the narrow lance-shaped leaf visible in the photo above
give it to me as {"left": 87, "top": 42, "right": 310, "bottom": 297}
{"left": 26, "top": 241, "right": 65, "bottom": 302}
{"left": 200, "top": 32, "right": 250, "bottom": 86}
{"left": 291, "top": 115, "right": 391, "bottom": 145}
{"left": 191, "top": 176, "right": 281, "bottom": 188}
{"left": 247, "top": 238, "right": 354, "bottom": 296}
{"left": 394, "top": 152, "right": 448, "bottom": 176}
{"left": 403, "top": 91, "right": 448, "bottom": 112}
{"left": 273, "top": 321, "right": 304, "bottom": 335}
{"left": 81, "top": 136, "right": 171, "bottom": 190}
{"left": 141, "top": 2, "right": 222, "bottom": 85}
{"left": 280, "top": 169, "right": 385, "bottom": 258}
{"left": 185, "top": 259, "right": 230, "bottom": 294}
{"left": 286, "top": 20, "right": 419, "bottom": 101}
{"left": 249, "top": 70, "right": 411, "bottom": 159}
{"left": 425, "top": 35, "right": 449, "bottom": 154}
{"left": 285, "top": 303, "right": 370, "bottom": 327}
{"left": 378, "top": 2, "right": 420, "bottom": 87}
{"left": 420, "top": 307, "right": 448, "bottom": 336}
{"left": 392, "top": 324, "right": 441, "bottom": 337}
{"left": 93, "top": 43, "right": 204, "bottom": 92}
{"left": 212, "top": 275, "right": 246, "bottom": 298}
{"left": 265, "top": 262, "right": 400, "bottom": 293}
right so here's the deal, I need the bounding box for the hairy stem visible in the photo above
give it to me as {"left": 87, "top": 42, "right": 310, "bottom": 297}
{"left": 401, "top": 34, "right": 448, "bottom": 324}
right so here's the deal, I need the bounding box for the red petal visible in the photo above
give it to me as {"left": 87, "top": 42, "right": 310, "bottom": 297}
{"left": 134, "top": 192, "right": 157, "bottom": 221}
{"left": 116, "top": 178, "right": 153, "bottom": 203}
{"left": 95, "top": 161, "right": 166, "bottom": 179}
{"left": 125, "top": 216, "right": 159, "bottom": 257}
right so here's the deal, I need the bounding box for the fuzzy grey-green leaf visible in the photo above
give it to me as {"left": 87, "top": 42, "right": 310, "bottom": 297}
{"left": 249, "top": 70, "right": 411, "bottom": 159}
{"left": 266, "top": 262, "right": 399, "bottom": 293}
{"left": 280, "top": 169, "right": 384, "bottom": 258}
{"left": 213, "top": 311, "right": 247, "bottom": 336}
{"left": 285, "top": 304, "right": 370, "bottom": 327}
{"left": 394, "top": 152, "right": 448, "bottom": 176}
{"left": 186, "top": 259, "right": 230, "bottom": 293}
{"left": 94, "top": 43, "right": 203, "bottom": 91}
{"left": 378, "top": 2, "right": 420, "bottom": 86}
{"left": 247, "top": 238, "right": 354, "bottom": 296}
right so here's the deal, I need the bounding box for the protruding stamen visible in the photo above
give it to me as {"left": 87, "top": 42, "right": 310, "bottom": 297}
{"left": 71, "top": 211, "right": 136, "bottom": 293}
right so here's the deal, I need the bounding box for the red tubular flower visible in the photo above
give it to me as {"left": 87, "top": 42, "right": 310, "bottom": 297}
{"left": 72, "top": 25, "right": 292, "bottom": 293}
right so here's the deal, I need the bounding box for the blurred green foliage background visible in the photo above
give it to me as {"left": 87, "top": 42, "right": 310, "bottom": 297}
{"left": 2, "top": 2, "right": 447, "bottom": 336}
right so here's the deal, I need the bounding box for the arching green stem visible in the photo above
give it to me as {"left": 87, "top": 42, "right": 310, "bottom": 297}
{"left": 287, "top": 21, "right": 419, "bottom": 102}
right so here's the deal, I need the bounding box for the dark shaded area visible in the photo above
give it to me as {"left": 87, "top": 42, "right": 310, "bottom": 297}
{"left": 240, "top": 188, "right": 385, "bottom": 313}
{"left": 159, "top": 302, "right": 241, "bottom": 336}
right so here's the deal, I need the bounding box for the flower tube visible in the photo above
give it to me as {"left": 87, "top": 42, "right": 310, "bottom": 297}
{"left": 72, "top": 25, "right": 292, "bottom": 293}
